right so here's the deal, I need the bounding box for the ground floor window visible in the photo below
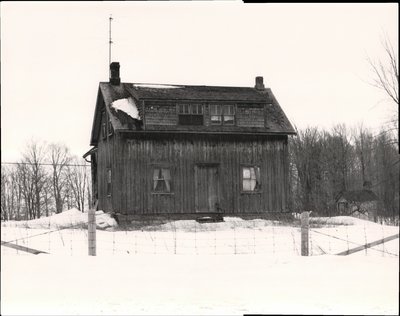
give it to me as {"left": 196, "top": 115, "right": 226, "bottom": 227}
{"left": 153, "top": 168, "right": 172, "bottom": 193}
{"left": 242, "top": 166, "right": 261, "bottom": 192}
{"left": 107, "top": 168, "right": 112, "bottom": 196}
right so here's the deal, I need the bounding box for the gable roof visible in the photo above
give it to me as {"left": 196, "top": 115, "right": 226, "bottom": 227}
{"left": 337, "top": 189, "right": 379, "bottom": 203}
{"left": 90, "top": 81, "right": 296, "bottom": 145}
{"left": 125, "top": 83, "right": 272, "bottom": 101}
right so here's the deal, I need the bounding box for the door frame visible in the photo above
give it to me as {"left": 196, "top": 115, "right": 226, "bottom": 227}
{"left": 194, "top": 163, "right": 220, "bottom": 213}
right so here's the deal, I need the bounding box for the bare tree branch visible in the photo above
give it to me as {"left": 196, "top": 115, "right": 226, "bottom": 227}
{"left": 368, "top": 37, "right": 399, "bottom": 105}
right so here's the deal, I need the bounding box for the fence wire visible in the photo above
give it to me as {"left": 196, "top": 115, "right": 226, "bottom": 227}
{"left": 1, "top": 212, "right": 399, "bottom": 257}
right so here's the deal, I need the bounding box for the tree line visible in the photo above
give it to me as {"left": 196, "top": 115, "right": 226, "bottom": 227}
{"left": 2, "top": 122, "right": 398, "bottom": 222}
{"left": 1, "top": 141, "right": 91, "bottom": 220}
{"left": 288, "top": 123, "right": 399, "bottom": 220}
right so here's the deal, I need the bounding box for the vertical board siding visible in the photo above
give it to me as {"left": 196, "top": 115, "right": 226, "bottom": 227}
{"left": 98, "top": 134, "right": 289, "bottom": 215}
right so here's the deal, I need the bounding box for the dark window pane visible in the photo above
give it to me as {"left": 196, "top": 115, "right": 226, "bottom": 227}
{"left": 184, "top": 104, "right": 189, "bottom": 114}
{"left": 178, "top": 115, "right": 204, "bottom": 125}
{"left": 211, "top": 104, "right": 222, "bottom": 115}
{"left": 223, "top": 105, "right": 235, "bottom": 115}
{"left": 107, "top": 169, "right": 112, "bottom": 195}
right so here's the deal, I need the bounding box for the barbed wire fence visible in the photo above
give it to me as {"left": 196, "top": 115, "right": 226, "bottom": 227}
{"left": 1, "top": 210, "right": 399, "bottom": 257}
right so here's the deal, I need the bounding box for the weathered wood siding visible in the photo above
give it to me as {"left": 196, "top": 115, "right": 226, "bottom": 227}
{"left": 102, "top": 133, "right": 289, "bottom": 215}
{"left": 144, "top": 101, "right": 266, "bottom": 129}
{"left": 96, "top": 108, "right": 120, "bottom": 212}
{"left": 236, "top": 105, "right": 265, "bottom": 127}
{"left": 145, "top": 101, "right": 177, "bottom": 126}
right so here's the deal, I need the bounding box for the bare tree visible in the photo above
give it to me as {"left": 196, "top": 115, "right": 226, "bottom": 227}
{"left": 18, "top": 140, "right": 49, "bottom": 219}
{"left": 49, "top": 143, "right": 71, "bottom": 213}
{"left": 66, "top": 157, "right": 89, "bottom": 212}
{"left": 2, "top": 166, "right": 23, "bottom": 221}
{"left": 368, "top": 36, "right": 399, "bottom": 106}
{"left": 352, "top": 123, "right": 374, "bottom": 185}
{"left": 1, "top": 166, "right": 11, "bottom": 220}
{"left": 367, "top": 35, "right": 399, "bottom": 151}
{"left": 290, "top": 127, "right": 325, "bottom": 213}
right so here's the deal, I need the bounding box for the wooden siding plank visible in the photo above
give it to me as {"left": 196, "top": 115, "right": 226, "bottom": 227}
{"left": 111, "top": 134, "right": 288, "bottom": 215}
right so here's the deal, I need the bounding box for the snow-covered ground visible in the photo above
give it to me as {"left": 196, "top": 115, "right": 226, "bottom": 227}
{"left": 2, "top": 254, "right": 398, "bottom": 315}
{"left": 1, "top": 211, "right": 399, "bottom": 315}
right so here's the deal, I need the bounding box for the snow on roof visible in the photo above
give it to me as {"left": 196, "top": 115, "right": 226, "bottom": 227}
{"left": 111, "top": 97, "right": 141, "bottom": 120}
{"left": 132, "top": 83, "right": 181, "bottom": 89}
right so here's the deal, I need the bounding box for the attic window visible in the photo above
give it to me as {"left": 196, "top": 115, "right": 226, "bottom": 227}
{"left": 210, "top": 105, "right": 222, "bottom": 124}
{"left": 177, "top": 104, "right": 204, "bottom": 125}
{"left": 210, "top": 105, "right": 235, "bottom": 125}
{"left": 223, "top": 105, "right": 235, "bottom": 125}
{"left": 242, "top": 166, "right": 261, "bottom": 192}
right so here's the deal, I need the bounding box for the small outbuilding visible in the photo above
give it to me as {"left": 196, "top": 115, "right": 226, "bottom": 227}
{"left": 336, "top": 182, "right": 379, "bottom": 222}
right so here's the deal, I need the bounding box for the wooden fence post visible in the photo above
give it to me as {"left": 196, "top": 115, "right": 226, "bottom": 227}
{"left": 301, "top": 211, "right": 309, "bottom": 256}
{"left": 88, "top": 201, "right": 97, "bottom": 256}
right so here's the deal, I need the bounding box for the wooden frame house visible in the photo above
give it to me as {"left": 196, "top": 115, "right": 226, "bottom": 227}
{"left": 84, "top": 62, "right": 296, "bottom": 220}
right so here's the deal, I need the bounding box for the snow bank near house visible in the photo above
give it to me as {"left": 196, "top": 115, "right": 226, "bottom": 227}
{"left": 138, "top": 216, "right": 282, "bottom": 232}
{"left": 95, "top": 210, "right": 118, "bottom": 230}
{"left": 1, "top": 209, "right": 118, "bottom": 230}
{"left": 310, "top": 216, "right": 381, "bottom": 227}
{"left": 133, "top": 83, "right": 180, "bottom": 89}
{"left": 0, "top": 208, "right": 86, "bottom": 229}
{"left": 111, "top": 97, "right": 140, "bottom": 120}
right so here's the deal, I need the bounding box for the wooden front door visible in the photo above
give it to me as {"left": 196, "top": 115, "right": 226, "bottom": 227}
{"left": 195, "top": 164, "right": 219, "bottom": 212}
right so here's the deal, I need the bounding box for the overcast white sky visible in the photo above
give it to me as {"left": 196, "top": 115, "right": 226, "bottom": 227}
{"left": 1, "top": 2, "right": 398, "bottom": 162}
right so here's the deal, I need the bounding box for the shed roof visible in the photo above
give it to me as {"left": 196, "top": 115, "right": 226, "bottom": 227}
{"left": 338, "top": 190, "right": 379, "bottom": 203}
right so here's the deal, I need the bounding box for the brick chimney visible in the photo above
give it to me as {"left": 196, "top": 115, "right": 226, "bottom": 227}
{"left": 255, "top": 76, "right": 265, "bottom": 90}
{"left": 110, "top": 62, "right": 121, "bottom": 85}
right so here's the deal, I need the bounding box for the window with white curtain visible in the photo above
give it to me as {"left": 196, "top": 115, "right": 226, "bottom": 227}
{"left": 242, "top": 166, "right": 261, "bottom": 192}
{"left": 153, "top": 168, "right": 172, "bottom": 193}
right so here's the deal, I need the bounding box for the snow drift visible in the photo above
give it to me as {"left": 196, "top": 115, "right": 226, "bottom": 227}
{"left": 111, "top": 97, "right": 141, "bottom": 120}
{"left": 1, "top": 208, "right": 118, "bottom": 230}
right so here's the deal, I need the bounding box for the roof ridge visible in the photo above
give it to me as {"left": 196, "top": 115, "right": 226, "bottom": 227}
{"left": 130, "top": 82, "right": 260, "bottom": 89}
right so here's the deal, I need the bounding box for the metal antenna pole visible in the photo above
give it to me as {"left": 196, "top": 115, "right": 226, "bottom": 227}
{"left": 109, "top": 14, "right": 113, "bottom": 77}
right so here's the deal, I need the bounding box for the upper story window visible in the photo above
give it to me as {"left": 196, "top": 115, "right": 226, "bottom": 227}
{"left": 210, "top": 104, "right": 236, "bottom": 125}
{"left": 107, "top": 117, "right": 113, "bottom": 136}
{"left": 101, "top": 111, "right": 107, "bottom": 139}
{"left": 177, "top": 104, "right": 204, "bottom": 125}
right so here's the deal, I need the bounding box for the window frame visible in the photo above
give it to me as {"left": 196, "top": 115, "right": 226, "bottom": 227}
{"left": 177, "top": 103, "right": 204, "bottom": 126}
{"left": 240, "top": 165, "right": 261, "bottom": 194}
{"left": 222, "top": 104, "right": 236, "bottom": 125}
{"left": 151, "top": 164, "right": 174, "bottom": 195}
{"left": 101, "top": 110, "right": 107, "bottom": 139}
{"left": 107, "top": 116, "right": 113, "bottom": 137}
{"left": 106, "top": 168, "right": 112, "bottom": 197}
{"left": 338, "top": 201, "right": 348, "bottom": 214}
{"left": 209, "top": 104, "right": 236, "bottom": 125}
